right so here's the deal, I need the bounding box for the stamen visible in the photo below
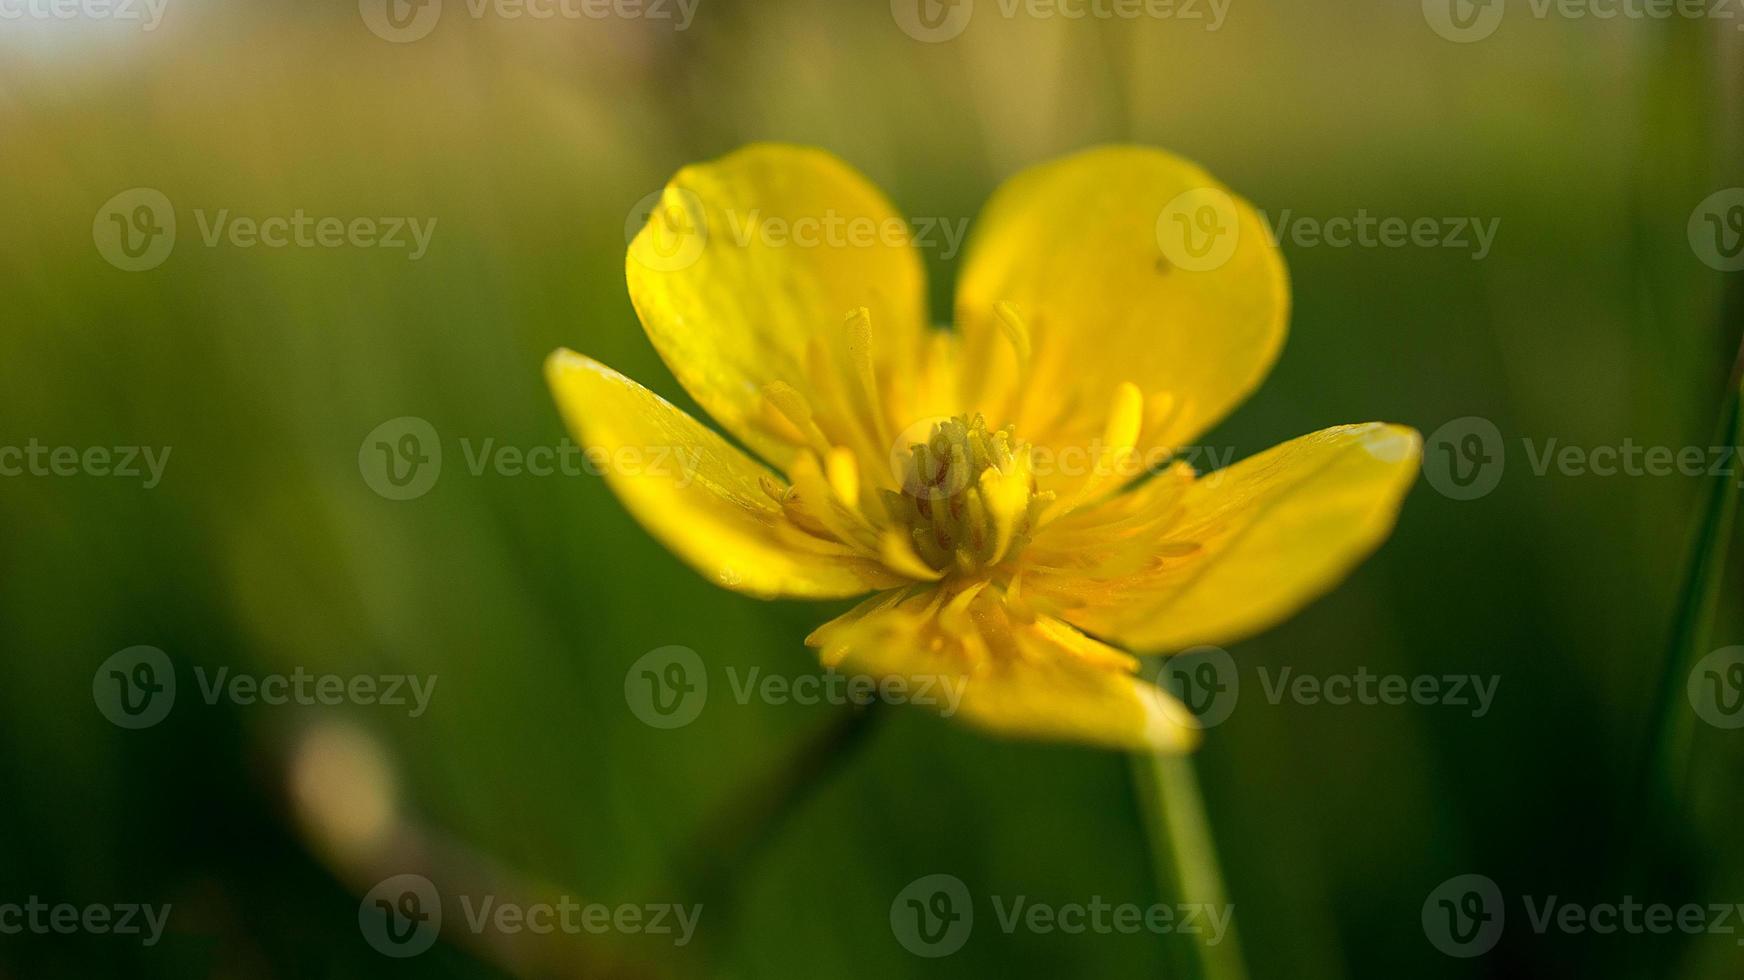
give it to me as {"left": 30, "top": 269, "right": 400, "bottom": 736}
{"left": 939, "top": 580, "right": 989, "bottom": 635}
{"left": 993, "top": 301, "right": 1032, "bottom": 366}
{"left": 1102, "top": 381, "right": 1144, "bottom": 459}
{"left": 1049, "top": 381, "right": 1149, "bottom": 517}
{"left": 825, "top": 446, "right": 860, "bottom": 507}
{"left": 786, "top": 452, "right": 879, "bottom": 552}
{"left": 804, "top": 333, "right": 886, "bottom": 477}
{"left": 761, "top": 381, "right": 833, "bottom": 457}
{"left": 888, "top": 414, "right": 1049, "bottom": 576}
{"left": 843, "top": 307, "right": 890, "bottom": 448}
{"left": 880, "top": 529, "right": 943, "bottom": 582}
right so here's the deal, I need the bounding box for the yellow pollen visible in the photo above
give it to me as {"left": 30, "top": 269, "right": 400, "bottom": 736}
{"left": 882, "top": 414, "right": 1054, "bottom": 575}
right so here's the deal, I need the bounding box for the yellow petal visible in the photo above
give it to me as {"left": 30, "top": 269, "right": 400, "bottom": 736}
{"left": 1027, "top": 423, "right": 1421, "bottom": 651}
{"left": 626, "top": 143, "right": 929, "bottom": 469}
{"left": 807, "top": 587, "right": 1199, "bottom": 752}
{"left": 954, "top": 145, "right": 1288, "bottom": 496}
{"left": 545, "top": 349, "right": 899, "bottom": 600}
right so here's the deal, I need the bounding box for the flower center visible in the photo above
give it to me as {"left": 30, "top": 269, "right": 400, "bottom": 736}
{"left": 883, "top": 415, "right": 1054, "bottom": 576}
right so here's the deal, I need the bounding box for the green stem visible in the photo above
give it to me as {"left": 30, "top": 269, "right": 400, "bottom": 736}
{"left": 1132, "top": 751, "right": 1248, "bottom": 980}
{"left": 1641, "top": 318, "right": 1744, "bottom": 809}
{"left": 672, "top": 703, "right": 884, "bottom": 920}
{"left": 1632, "top": 0, "right": 1744, "bottom": 820}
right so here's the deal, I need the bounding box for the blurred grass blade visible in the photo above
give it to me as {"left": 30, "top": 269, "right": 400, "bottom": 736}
{"left": 1132, "top": 752, "right": 1248, "bottom": 980}
{"left": 1644, "top": 330, "right": 1744, "bottom": 804}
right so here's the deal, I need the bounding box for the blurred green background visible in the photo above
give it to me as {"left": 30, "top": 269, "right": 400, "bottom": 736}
{"left": 3, "top": 1, "right": 1743, "bottom": 976}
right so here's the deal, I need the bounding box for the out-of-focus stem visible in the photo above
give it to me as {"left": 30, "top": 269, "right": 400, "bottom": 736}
{"left": 672, "top": 702, "right": 883, "bottom": 921}
{"left": 1133, "top": 751, "right": 1248, "bottom": 980}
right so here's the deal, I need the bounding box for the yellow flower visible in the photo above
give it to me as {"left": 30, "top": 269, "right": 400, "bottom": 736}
{"left": 547, "top": 144, "right": 1420, "bottom": 752}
